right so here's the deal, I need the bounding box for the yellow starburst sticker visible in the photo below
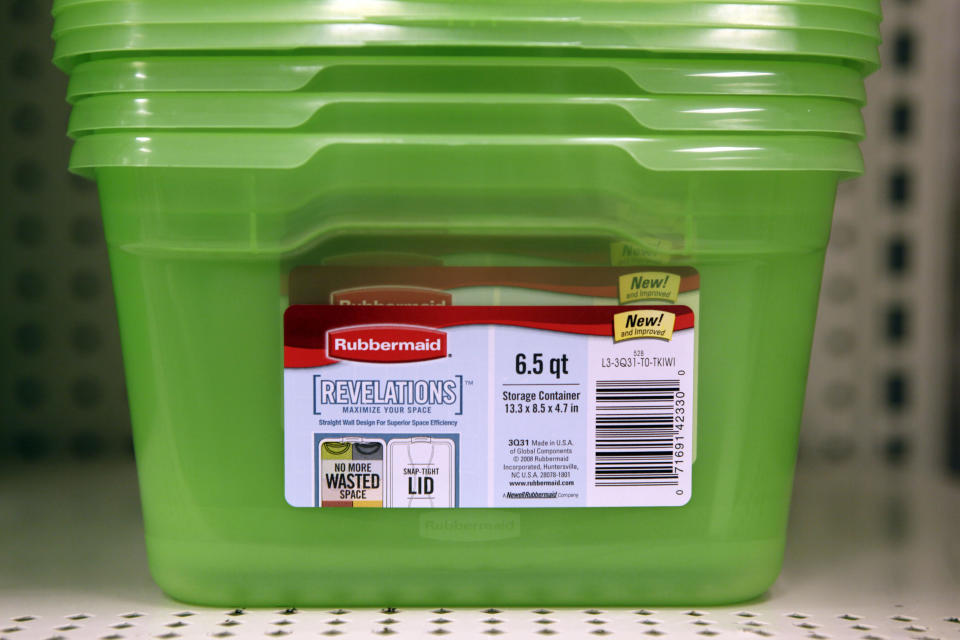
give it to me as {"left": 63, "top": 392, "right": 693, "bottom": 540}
{"left": 613, "top": 310, "right": 676, "bottom": 342}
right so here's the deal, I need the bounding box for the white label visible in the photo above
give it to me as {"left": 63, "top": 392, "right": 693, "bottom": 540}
{"left": 284, "top": 305, "right": 694, "bottom": 508}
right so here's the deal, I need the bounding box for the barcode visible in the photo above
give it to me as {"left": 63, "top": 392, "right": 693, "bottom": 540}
{"left": 594, "top": 379, "right": 679, "bottom": 487}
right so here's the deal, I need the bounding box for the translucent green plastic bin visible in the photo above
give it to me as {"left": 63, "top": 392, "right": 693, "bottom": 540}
{"left": 65, "top": 56, "right": 870, "bottom": 104}
{"left": 53, "top": 0, "right": 880, "bottom": 608}
{"left": 52, "top": 0, "right": 882, "bottom": 17}
{"left": 52, "top": 24, "right": 881, "bottom": 73}
{"left": 67, "top": 92, "right": 867, "bottom": 138}
{"left": 50, "top": 0, "right": 881, "bottom": 72}
{"left": 51, "top": 0, "right": 881, "bottom": 38}
{"left": 68, "top": 130, "right": 863, "bottom": 605}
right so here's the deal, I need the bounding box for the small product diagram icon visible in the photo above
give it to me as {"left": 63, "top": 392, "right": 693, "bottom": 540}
{"left": 319, "top": 438, "right": 385, "bottom": 507}
{"left": 386, "top": 437, "right": 456, "bottom": 508}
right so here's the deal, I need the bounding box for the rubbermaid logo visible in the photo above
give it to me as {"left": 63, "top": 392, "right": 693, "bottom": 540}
{"left": 327, "top": 325, "right": 448, "bottom": 363}
{"left": 331, "top": 286, "right": 452, "bottom": 306}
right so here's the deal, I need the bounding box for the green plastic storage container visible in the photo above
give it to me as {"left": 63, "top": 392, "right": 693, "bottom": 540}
{"left": 52, "top": 0, "right": 882, "bottom": 16}
{"left": 53, "top": 24, "right": 881, "bottom": 72}
{"left": 67, "top": 131, "right": 862, "bottom": 605}
{"left": 52, "top": 1, "right": 881, "bottom": 38}
{"left": 65, "top": 57, "right": 869, "bottom": 104}
{"left": 50, "top": 0, "right": 881, "bottom": 72}
{"left": 67, "top": 93, "right": 867, "bottom": 138}
{"left": 53, "top": 0, "right": 880, "bottom": 607}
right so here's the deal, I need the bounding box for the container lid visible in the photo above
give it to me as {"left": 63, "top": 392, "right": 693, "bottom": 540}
{"left": 52, "top": 0, "right": 882, "bottom": 19}
{"left": 52, "top": 22, "right": 882, "bottom": 73}
{"left": 69, "top": 132, "right": 864, "bottom": 176}
{"left": 51, "top": 1, "right": 882, "bottom": 72}
{"left": 66, "top": 92, "right": 866, "bottom": 138}
{"left": 66, "top": 56, "right": 868, "bottom": 104}
{"left": 51, "top": 1, "right": 881, "bottom": 39}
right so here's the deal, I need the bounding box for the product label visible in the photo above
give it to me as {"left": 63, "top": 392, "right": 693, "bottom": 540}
{"left": 284, "top": 267, "right": 697, "bottom": 509}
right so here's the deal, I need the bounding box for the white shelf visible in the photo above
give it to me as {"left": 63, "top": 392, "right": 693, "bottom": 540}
{"left": 1, "top": 461, "right": 958, "bottom": 639}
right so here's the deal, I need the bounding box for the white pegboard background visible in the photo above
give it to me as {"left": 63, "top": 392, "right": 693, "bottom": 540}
{"left": 0, "top": 2, "right": 959, "bottom": 468}
{"left": 1, "top": 0, "right": 128, "bottom": 460}
{"left": 800, "top": 0, "right": 960, "bottom": 477}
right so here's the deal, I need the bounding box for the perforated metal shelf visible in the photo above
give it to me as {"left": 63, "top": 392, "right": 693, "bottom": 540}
{"left": 1, "top": 461, "right": 957, "bottom": 639}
